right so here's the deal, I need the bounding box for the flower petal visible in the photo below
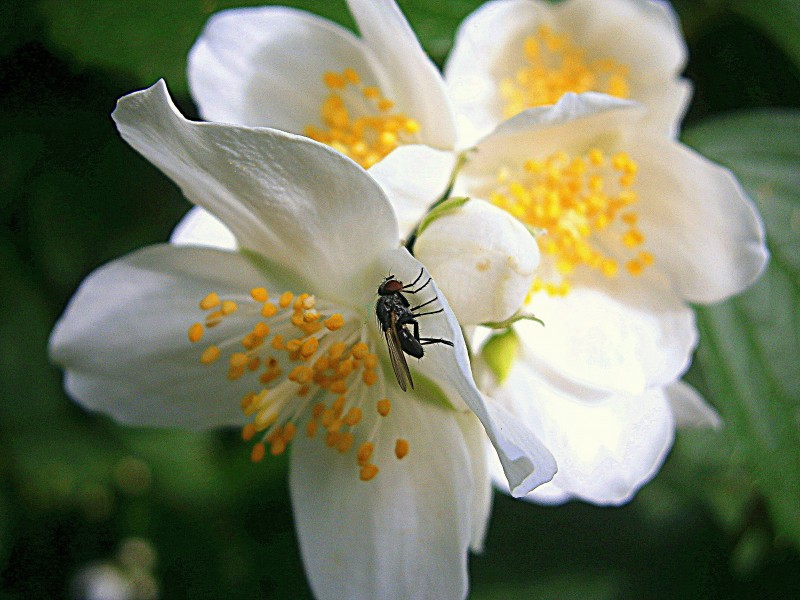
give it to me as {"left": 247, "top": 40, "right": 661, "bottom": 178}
{"left": 49, "top": 245, "right": 299, "bottom": 429}
{"left": 519, "top": 269, "right": 697, "bottom": 396}
{"left": 414, "top": 199, "right": 540, "bottom": 325}
{"left": 667, "top": 380, "right": 723, "bottom": 429}
{"left": 289, "top": 392, "right": 471, "bottom": 600}
{"left": 489, "top": 359, "right": 675, "bottom": 505}
{"left": 454, "top": 411, "right": 493, "bottom": 553}
{"left": 347, "top": 0, "right": 458, "bottom": 149}
{"left": 112, "top": 80, "right": 399, "bottom": 305}
{"left": 367, "top": 145, "right": 456, "bottom": 239}
{"left": 446, "top": 0, "right": 689, "bottom": 139}
{"left": 632, "top": 136, "right": 769, "bottom": 304}
{"left": 188, "top": 6, "right": 374, "bottom": 131}
{"left": 379, "top": 247, "right": 557, "bottom": 496}
{"left": 170, "top": 207, "right": 237, "bottom": 251}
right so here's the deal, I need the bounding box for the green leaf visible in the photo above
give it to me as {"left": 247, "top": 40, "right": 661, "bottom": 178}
{"left": 683, "top": 110, "right": 800, "bottom": 548}
{"left": 731, "top": 0, "right": 800, "bottom": 70}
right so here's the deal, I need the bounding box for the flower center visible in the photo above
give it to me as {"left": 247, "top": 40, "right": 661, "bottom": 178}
{"left": 188, "top": 287, "right": 409, "bottom": 481}
{"left": 489, "top": 148, "right": 653, "bottom": 297}
{"left": 500, "top": 25, "right": 630, "bottom": 119}
{"left": 304, "top": 68, "right": 422, "bottom": 169}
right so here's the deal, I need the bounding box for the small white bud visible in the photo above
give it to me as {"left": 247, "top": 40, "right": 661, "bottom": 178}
{"left": 415, "top": 199, "right": 540, "bottom": 325}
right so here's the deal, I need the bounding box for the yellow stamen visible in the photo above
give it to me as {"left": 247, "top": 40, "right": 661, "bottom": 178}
{"left": 199, "top": 292, "right": 220, "bottom": 310}
{"left": 357, "top": 442, "right": 374, "bottom": 466}
{"left": 250, "top": 287, "right": 268, "bottom": 302}
{"left": 304, "top": 68, "right": 422, "bottom": 168}
{"left": 188, "top": 323, "right": 204, "bottom": 343}
{"left": 491, "top": 148, "right": 652, "bottom": 296}
{"left": 377, "top": 398, "right": 391, "bottom": 417}
{"left": 359, "top": 463, "right": 379, "bottom": 481}
{"left": 501, "top": 25, "right": 630, "bottom": 118}
{"left": 395, "top": 438, "right": 409, "bottom": 460}
{"left": 200, "top": 345, "right": 221, "bottom": 364}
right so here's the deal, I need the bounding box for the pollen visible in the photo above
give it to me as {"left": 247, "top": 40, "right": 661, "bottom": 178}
{"left": 490, "top": 148, "right": 653, "bottom": 296}
{"left": 359, "top": 463, "right": 379, "bottom": 481}
{"left": 500, "top": 24, "right": 630, "bottom": 118}
{"left": 191, "top": 284, "right": 405, "bottom": 482}
{"left": 395, "top": 438, "right": 409, "bottom": 460}
{"left": 377, "top": 398, "right": 391, "bottom": 417}
{"left": 304, "top": 68, "right": 422, "bottom": 169}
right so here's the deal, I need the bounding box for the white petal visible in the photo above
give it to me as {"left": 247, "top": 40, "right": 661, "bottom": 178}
{"left": 112, "top": 81, "right": 399, "bottom": 305}
{"left": 380, "top": 247, "right": 557, "bottom": 496}
{"left": 632, "top": 136, "right": 769, "bottom": 304}
{"left": 458, "top": 94, "right": 643, "bottom": 194}
{"left": 170, "top": 207, "right": 237, "bottom": 250}
{"left": 289, "top": 393, "right": 471, "bottom": 600}
{"left": 446, "top": 0, "right": 689, "bottom": 138}
{"left": 347, "top": 0, "right": 458, "bottom": 149}
{"left": 49, "top": 245, "right": 296, "bottom": 429}
{"left": 188, "top": 6, "right": 375, "bottom": 131}
{"left": 414, "top": 199, "right": 540, "bottom": 325}
{"left": 454, "top": 411, "right": 493, "bottom": 553}
{"left": 445, "top": 0, "right": 552, "bottom": 143}
{"left": 667, "top": 380, "right": 723, "bottom": 429}
{"left": 368, "top": 145, "right": 456, "bottom": 239}
{"left": 489, "top": 361, "right": 675, "bottom": 505}
{"left": 520, "top": 270, "right": 697, "bottom": 396}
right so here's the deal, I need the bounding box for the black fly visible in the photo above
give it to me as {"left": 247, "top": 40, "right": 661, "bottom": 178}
{"left": 376, "top": 269, "right": 454, "bottom": 392}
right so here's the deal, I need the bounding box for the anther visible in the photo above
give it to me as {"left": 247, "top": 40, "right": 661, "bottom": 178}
{"left": 200, "top": 345, "right": 221, "bottom": 364}
{"left": 395, "top": 438, "right": 409, "bottom": 460}
{"left": 359, "top": 464, "right": 379, "bottom": 481}
{"left": 199, "top": 292, "right": 220, "bottom": 310}
{"left": 188, "top": 323, "right": 204, "bottom": 343}
{"left": 377, "top": 398, "right": 391, "bottom": 417}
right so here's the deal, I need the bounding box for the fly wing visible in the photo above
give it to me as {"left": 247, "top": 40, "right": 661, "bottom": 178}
{"left": 385, "top": 311, "right": 414, "bottom": 392}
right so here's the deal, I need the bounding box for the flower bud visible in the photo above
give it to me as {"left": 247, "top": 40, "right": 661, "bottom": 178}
{"left": 415, "top": 199, "right": 540, "bottom": 325}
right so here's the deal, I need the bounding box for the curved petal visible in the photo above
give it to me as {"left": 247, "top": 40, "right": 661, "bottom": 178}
{"left": 289, "top": 393, "right": 471, "bottom": 600}
{"left": 632, "top": 136, "right": 769, "bottom": 304}
{"left": 48, "top": 245, "right": 301, "bottom": 429}
{"left": 379, "top": 247, "right": 557, "bottom": 497}
{"left": 347, "top": 0, "right": 458, "bottom": 149}
{"left": 445, "top": 0, "right": 553, "bottom": 143}
{"left": 414, "top": 199, "right": 540, "bottom": 325}
{"left": 667, "top": 380, "right": 722, "bottom": 429}
{"left": 519, "top": 270, "right": 697, "bottom": 396}
{"left": 367, "top": 145, "right": 456, "bottom": 239}
{"left": 188, "top": 6, "right": 376, "bottom": 131}
{"left": 454, "top": 411, "right": 493, "bottom": 553}
{"left": 489, "top": 360, "right": 675, "bottom": 505}
{"left": 112, "top": 81, "right": 399, "bottom": 305}
{"left": 170, "top": 207, "right": 237, "bottom": 250}
{"left": 446, "top": 0, "right": 689, "bottom": 139}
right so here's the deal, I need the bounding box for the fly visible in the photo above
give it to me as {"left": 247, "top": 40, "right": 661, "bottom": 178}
{"left": 376, "top": 269, "right": 454, "bottom": 391}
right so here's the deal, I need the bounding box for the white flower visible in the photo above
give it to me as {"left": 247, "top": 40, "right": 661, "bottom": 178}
{"left": 455, "top": 92, "right": 768, "bottom": 504}
{"left": 185, "top": 0, "right": 540, "bottom": 326}
{"left": 413, "top": 198, "right": 541, "bottom": 325}
{"left": 188, "top": 0, "right": 457, "bottom": 169}
{"left": 49, "top": 81, "right": 557, "bottom": 600}
{"left": 445, "top": 0, "right": 692, "bottom": 143}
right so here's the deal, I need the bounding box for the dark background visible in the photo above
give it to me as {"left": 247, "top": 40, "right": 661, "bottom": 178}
{"left": 1, "top": 0, "right": 799, "bottom": 597}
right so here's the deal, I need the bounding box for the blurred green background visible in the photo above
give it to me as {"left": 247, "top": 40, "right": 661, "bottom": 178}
{"left": 1, "top": 0, "right": 799, "bottom": 597}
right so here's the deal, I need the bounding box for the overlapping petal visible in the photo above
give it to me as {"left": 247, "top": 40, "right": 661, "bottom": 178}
{"left": 290, "top": 390, "right": 472, "bottom": 600}
{"left": 486, "top": 356, "right": 675, "bottom": 505}
{"left": 49, "top": 245, "right": 281, "bottom": 429}
{"left": 189, "top": 0, "right": 457, "bottom": 149}
{"left": 112, "top": 80, "right": 399, "bottom": 305}
{"left": 445, "top": 0, "right": 691, "bottom": 142}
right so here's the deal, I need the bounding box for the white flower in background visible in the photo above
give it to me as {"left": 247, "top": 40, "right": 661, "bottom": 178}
{"left": 49, "top": 81, "right": 557, "bottom": 600}
{"left": 453, "top": 92, "right": 768, "bottom": 504}
{"left": 445, "top": 0, "right": 692, "bottom": 143}
{"left": 188, "top": 0, "right": 457, "bottom": 170}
